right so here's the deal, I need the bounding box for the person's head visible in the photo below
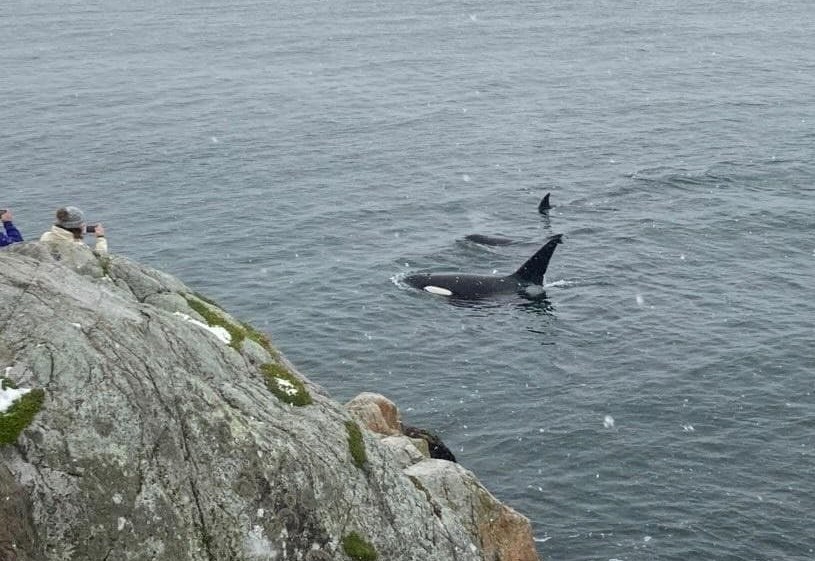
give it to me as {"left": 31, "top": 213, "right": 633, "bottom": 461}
{"left": 55, "top": 206, "right": 85, "bottom": 240}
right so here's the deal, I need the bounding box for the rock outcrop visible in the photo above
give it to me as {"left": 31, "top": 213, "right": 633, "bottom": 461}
{"left": 0, "top": 242, "right": 541, "bottom": 561}
{"left": 347, "top": 393, "right": 537, "bottom": 561}
{"left": 345, "top": 393, "right": 458, "bottom": 462}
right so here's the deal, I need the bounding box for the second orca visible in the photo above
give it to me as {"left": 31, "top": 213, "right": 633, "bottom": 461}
{"left": 464, "top": 193, "right": 553, "bottom": 247}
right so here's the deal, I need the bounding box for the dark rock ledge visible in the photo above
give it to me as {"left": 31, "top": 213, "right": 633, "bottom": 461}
{"left": 0, "top": 242, "right": 540, "bottom": 561}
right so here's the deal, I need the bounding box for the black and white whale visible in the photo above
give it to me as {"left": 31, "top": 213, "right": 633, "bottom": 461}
{"left": 404, "top": 234, "right": 563, "bottom": 299}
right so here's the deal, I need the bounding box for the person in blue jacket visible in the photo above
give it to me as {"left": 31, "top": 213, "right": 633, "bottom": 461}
{"left": 0, "top": 209, "right": 23, "bottom": 247}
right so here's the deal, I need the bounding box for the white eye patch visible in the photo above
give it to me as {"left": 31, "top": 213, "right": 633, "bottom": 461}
{"left": 423, "top": 285, "right": 453, "bottom": 296}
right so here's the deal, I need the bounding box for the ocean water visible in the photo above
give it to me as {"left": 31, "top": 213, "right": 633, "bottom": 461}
{"left": 3, "top": 0, "right": 814, "bottom": 559}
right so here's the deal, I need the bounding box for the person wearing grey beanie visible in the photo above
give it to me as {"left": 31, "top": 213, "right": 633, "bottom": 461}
{"left": 40, "top": 206, "right": 107, "bottom": 253}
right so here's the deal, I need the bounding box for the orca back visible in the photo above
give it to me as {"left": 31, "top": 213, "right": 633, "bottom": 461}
{"left": 464, "top": 234, "right": 515, "bottom": 246}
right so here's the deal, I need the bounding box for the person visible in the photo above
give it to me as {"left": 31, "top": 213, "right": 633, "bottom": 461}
{"left": 40, "top": 206, "right": 107, "bottom": 253}
{"left": 0, "top": 209, "right": 24, "bottom": 247}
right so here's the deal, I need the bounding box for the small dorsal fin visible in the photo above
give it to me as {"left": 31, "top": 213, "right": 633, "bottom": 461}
{"left": 538, "top": 192, "right": 552, "bottom": 213}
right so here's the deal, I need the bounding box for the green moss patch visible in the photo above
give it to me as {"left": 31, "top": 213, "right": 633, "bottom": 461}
{"left": 342, "top": 532, "right": 377, "bottom": 561}
{"left": 98, "top": 255, "right": 112, "bottom": 276}
{"left": 242, "top": 322, "right": 276, "bottom": 355}
{"left": 184, "top": 294, "right": 246, "bottom": 350}
{"left": 260, "top": 363, "right": 312, "bottom": 406}
{"left": 184, "top": 294, "right": 279, "bottom": 357}
{"left": 345, "top": 420, "right": 367, "bottom": 469}
{"left": 1, "top": 379, "right": 45, "bottom": 446}
{"left": 191, "top": 291, "right": 221, "bottom": 308}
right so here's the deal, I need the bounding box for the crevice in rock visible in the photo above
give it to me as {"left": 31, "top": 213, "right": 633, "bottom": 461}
{"left": 176, "top": 402, "right": 216, "bottom": 561}
{"left": 406, "top": 475, "right": 443, "bottom": 520}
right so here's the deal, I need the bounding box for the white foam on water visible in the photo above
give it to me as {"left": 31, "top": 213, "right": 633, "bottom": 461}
{"left": 524, "top": 285, "right": 545, "bottom": 298}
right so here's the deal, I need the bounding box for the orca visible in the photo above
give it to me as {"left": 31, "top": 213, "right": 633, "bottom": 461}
{"left": 463, "top": 193, "right": 553, "bottom": 246}
{"left": 404, "top": 234, "right": 563, "bottom": 299}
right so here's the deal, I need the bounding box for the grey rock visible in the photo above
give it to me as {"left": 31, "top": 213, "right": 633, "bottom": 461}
{"left": 143, "top": 292, "right": 195, "bottom": 316}
{"left": 405, "top": 460, "right": 540, "bottom": 561}
{"left": 0, "top": 464, "right": 43, "bottom": 560}
{"left": 104, "top": 253, "right": 189, "bottom": 301}
{"left": 380, "top": 436, "right": 427, "bottom": 468}
{"left": 0, "top": 243, "right": 540, "bottom": 561}
{"left": 239, "top": 337, "right": 275, "bottom": 367}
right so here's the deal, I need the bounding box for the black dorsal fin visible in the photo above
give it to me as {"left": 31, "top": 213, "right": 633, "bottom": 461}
{"left": 538, "top": 192, "right": 552, "bottom": 213}
{"left": 512, "top": 234, "right": 563, "bottom": 285}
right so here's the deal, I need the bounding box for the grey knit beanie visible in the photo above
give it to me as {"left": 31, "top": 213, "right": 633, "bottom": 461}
{"left": 55, "top": 206, "right": 85, "bottom": 229}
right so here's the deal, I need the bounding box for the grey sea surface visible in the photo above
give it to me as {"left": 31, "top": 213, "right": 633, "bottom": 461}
{"left": 3, "top": 0, "right": 814, "bottom": 559}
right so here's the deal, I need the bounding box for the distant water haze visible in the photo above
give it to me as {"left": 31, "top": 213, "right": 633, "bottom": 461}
{"left": 3, "top": 0, "right": 814, "bottom": 559}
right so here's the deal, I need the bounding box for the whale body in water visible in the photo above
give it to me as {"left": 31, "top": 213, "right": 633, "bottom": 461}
{"left": 463, "top": 234, "right": 515, "bottom": 246}
{"left": 404, "top": 234, "right": 563, "bottom": 299}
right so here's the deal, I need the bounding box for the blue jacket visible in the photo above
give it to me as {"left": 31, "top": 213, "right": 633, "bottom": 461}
{"left": 0, "top": 220, "right": 23, "bottom": 247}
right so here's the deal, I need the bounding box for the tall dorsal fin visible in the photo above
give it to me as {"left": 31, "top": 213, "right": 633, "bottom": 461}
{"left": 512, "top": 234, "right": 563, "bottom": 285}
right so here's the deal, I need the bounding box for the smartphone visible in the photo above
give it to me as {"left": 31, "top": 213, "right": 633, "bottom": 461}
{"left": 85, "top": 225, "right": 97, "bottom": 234}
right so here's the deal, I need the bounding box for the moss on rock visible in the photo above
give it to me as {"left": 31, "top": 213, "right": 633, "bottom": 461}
{"left": 183, "top": 294, "right": 279, "bottom": 358}
{"left": 0, "top": 379, "right": 45, "bottom": 446}
{"left": 183, "top": 294, "right": 246, "bottom": 350}
{"left": 341, "top": 531, "right": 377, "bottom": 561}
{"left": 260, "top": 363, "right": 312, "bottom": 407}
{"left": 345, "top": 420, "right": 367, "bottom": 469}
{"left": 98, "top": 254, "right": 112, "bottom": 277}
{"left": 191, "top": 291, "right": 221, "bottom": 308}
{"left": 242, "top": 322, "right": 276, "bottom": 355}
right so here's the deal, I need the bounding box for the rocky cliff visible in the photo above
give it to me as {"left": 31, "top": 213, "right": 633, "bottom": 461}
{"left": 0, "top": 241, "right": 540, "bottom": 561}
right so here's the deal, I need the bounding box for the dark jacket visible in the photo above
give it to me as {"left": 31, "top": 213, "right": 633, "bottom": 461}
{"left": 0, "top": 220, "right": 23, "bottom": 247}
